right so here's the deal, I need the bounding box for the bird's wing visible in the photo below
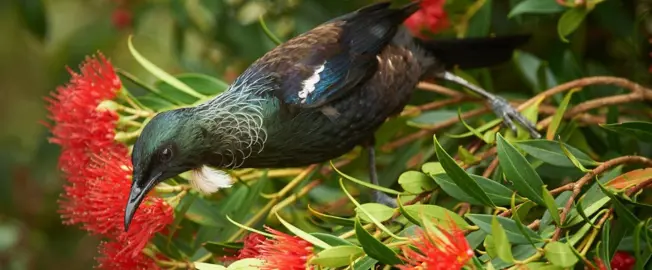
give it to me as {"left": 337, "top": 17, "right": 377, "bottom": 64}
{"left": 256, "top": 2, "right": 418, "bottom": 108}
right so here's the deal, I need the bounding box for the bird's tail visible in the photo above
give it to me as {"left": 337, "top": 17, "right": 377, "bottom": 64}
{"left": 413, "top": 35, "right": 531, "bottom": 70}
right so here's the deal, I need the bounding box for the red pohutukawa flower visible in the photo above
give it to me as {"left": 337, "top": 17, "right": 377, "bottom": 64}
{"left": 258, "top": 227, "right": 314, "bottom": 270}
{"left": 397, "top": 223, "right": 474, "bottom": 270}
{"left": 46, "top": 53, "right": 174, "bottom": 269}
{"left": 405, "top": 0, "right": 449, "bottom": 38}
{"left": 97, "top": 240, "right": 159, "bottom": 269}
{"left": 238, "top": 233, "right": 268, "bottom": 260}
{"left": 610, "top": 251, "right": 636, "bottom": 270}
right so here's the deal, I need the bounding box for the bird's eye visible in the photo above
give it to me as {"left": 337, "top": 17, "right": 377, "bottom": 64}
{"left": 160, "top": 147, "right": 173, "bottom": 162}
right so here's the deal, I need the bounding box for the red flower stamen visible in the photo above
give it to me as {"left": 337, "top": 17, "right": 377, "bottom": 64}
{"left": 46, "top": 53, "right": 174, "bottom": 269}
{"left": 397, "top": 223, "right": 473, "bottom": 270}
{"left": 258, "top": 227, "right": 314, "bottom": 270}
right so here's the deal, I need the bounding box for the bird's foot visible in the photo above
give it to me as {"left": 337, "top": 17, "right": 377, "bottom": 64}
{"left": 372, "top": 190, "right": 398, "bottom": 208}
{"left": 488, "top": 96, "right": 541, "bottom": 139}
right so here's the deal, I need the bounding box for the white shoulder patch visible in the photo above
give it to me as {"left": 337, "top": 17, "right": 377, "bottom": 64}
{"left": 298, "top": 64, "right": 326, "bottom": 103}
{"left": 190, "top": 166, "right": 233, "bottom": 194}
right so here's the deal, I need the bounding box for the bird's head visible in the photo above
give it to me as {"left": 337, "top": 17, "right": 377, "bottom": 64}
{"left": 124, "top": 109, "right": 202, "bottom": 230}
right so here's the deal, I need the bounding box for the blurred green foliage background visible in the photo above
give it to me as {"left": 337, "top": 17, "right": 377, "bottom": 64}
{"left": 0, "top": 0, "right": 649, "bottom": 269}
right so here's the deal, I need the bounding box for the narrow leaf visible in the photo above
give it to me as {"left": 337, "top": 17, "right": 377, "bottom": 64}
{"left": 509, "top": 0, "right": 566, "bottom": 17}
{"left": 356, "top": 203, "right": 395, "bottom": 223}
{"left": 544, "top": 242, "right": 579, "bottom": 267}
{"left": 516, "top": 139, "right": 598, "bottom": 167}
{"left": 542, "top": 186, "right": 561, "bottom": 225}
{"left": 434, "top": 135, "right": 495, "bottom": 207}
{"left": 601, "top": 122, "right": 652, "bottom": 143}
{"left": 402, "top": 204, "right": 471, "bottom": 230}
{"left": 258, "top": 15, "right": 282, "bottom": 45}
{"left": 557, "top": 7, "right": 589, "bottom": 42}
{"left": 492, "top": 216, "right": 515, "bottom": 262}
{"left": 511, "top": 193, "right": 537, "bottom": 247}
{"left": 275, "top": 213, "right": 331, "bottom": 249}
{"left": 310, "top": 245, "right": 364, "bottom": 267}
{"left": 331, "top": 162, "right": 401, "bottom": 195}
{"left": 606, "top": 168, "right": 652, "bottom": 189}
{"left": 127, "top": 36, "right": 206, "bottom": 99}
{"left": 496, "top": 133, "right": 546, "bottom": 205}
{"left": 354, "top": 218, "right": 402, "bottom": 265}
{"left": 340, "top": 179, "right": 404, "bottom": 239}
{"left": 546, "top": 88, "right": 578, "bottom": 140}
{"left": 467, "top": 214, "right": 543, "bottom": 244}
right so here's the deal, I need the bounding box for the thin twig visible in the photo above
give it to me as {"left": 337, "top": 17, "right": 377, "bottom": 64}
{"left": 552, "top": 156, "right": 652, "bottom": 240}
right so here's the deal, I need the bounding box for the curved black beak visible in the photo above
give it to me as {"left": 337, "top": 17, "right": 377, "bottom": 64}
{"left": 124, "top": 172, "right": 161, "bottom": 231}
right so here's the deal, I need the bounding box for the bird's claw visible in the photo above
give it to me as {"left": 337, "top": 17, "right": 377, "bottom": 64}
{"left": 489, "top": 96, "right": 541, "bottom": 139}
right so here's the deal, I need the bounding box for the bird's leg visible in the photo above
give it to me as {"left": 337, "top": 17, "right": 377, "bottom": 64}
{"left": 434, "top": 71, "right": 541, "bottom": 139}
{"left": 363, "top": 138, "right": 398, "bottom": 208}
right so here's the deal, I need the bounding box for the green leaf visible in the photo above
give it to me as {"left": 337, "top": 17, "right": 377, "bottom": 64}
{"left": 509, "top": 0, "right": 566, "bottom": 17}
{"left": 492, "top": 216, "right": 515, "bottom": 263}
{"left": 515, "top": 139, "right": 598, "bottom": 168}
{"left": 484, "top": 235, "right": 498, "bottom": 258}
{"left": 16, "top": 0, "right": 48, "bottom": 40}
{"left": 354, "top": 218, "right": 402, "bottom": 265}
{"left": 542, "top": 186, "right": 561, "bottom": 225}
{"left": 544, "top": 242, "right": 579, "bottom": 267}
{"left": 496, "top": 133, "right": 545, "bottom": 205}
{"left": 458, "top": 108, "right": 489, "bottom": 143}
{"left": 331, "top": 162, "right": 401, "bottom": 195}
{"left": 195, "top": 262, "right": 227, "bottom": 270}
{"left": 127, "top": 36, "right": 206, "bottom": 99}
{"left": 398, "top": 171, "right": 436, "bottom": 194}
{"left": 307, "top": 205, "right": 355, "bottom": 226}
{"left": 466, "top": 0, "right": 492, "bottom": 37}
{"left": 558, "top": 140, "right": 591, "bottom": 173}
{"left": 421, "top": 162, "right": 444, "bottom": 175}
{"left": 511, "top": 193, "right": 537, "bottom": 247}
{"left": 310, "top": 245, "right": 364, "bottom": 267}
{"left": 258, "top": 15, "right": 282, "bottom": 45}
{"left": 429, "top": 173, "right": 522, "bottom": 206}
{"left": 434, "top": 135, "right": 495, "bottom": 207}
{"left": 352, "top": 256, "right": 378, "bottom": 270}
{"left": 467, "top": 214, "right": 542, "bottom": 244}
{"left": 340, "top": 179, "right": 403, "bottom": 239}
{"left": 310, "top": 233, "right": 355, "bottom": 246}
{"left": 226, "top": 258, "right": 265, "bottom": 269}
{"left": 524, "top": 262, "right": 564, "bottom": 270}
{"left": 185, "top": 193, "right": 225, "bottom": 227}
{"left": 356, "top": 203, "right": 395, "bottom": 223}
{"left": 546, "top": 88, "right": 578, "bottom": 140}
{"left": 276, "top": 213, "right": 331, "bottom": 249}
{"left": 557, "top": 7, "right": 589, "bottom": 42}
{"left": 173, "top": 73, "right": 229, "bottom": 96}
{"left": 407, "top": 110, "right": 458, "bottom": 128}
{"left": 599, "top": 221, "right": 613, "bottom": 270}
{"left": 402, "top": 204, "right": 471, "bottom": 230}
{"left": 596, "top": 182, "right": 640, "bottom": 226}
{"left": 600, "top": 122, "right": 652, "bottom": 143}
{"left": 447, "top": 118, "right": 502, "bottom": 139}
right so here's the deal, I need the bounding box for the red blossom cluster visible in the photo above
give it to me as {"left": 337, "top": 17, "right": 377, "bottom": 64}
{"left": 46, "top": 53, "right": 173, "bottom": 268}
{"left": 398, "top": 223, "right": 473, "bottom": 270}
{"left": 405, "top": 0, "right": 449, "bottom": 38}
{"left": 110, "top": 0, "right": 133, "bottom": 29}
{"left": 226, "top": 227, "right": 314, "bottom": 270}
{"left": 594, "top": 251, "right": 636, "bottom": 270}
{"left": 227, "top": 222, "right": 472, "bottom": 270}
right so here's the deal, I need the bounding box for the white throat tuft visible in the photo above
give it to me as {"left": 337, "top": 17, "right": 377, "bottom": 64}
{"left": 189, "top": 166, "right": 233, "bottom": 194}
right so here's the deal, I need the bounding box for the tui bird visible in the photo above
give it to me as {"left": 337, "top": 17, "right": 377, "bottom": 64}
{"left": 124, "top": 1, "right": 540, "bottom": 230}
